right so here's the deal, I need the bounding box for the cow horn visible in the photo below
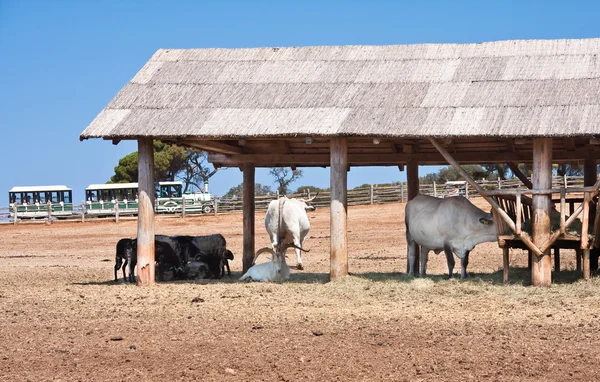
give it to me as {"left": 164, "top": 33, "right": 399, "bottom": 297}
{"left": 254, "top": 247, "right": 275, "bottom": 264}
{"left": 298, "top": 192, "right": 319, "bottom": 203}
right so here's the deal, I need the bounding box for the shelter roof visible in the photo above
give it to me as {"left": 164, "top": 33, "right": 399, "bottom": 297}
{"left": 80, "top": 38, "right": 600, "bottom": 166}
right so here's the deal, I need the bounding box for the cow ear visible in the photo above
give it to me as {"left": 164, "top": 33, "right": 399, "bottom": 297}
{"left": 479, "top": 217, "right": 493, "bottom": 225}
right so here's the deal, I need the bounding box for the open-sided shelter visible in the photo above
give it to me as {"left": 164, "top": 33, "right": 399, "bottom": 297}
{"left": 81, "top": 38, "right": 600, "bottom": 286}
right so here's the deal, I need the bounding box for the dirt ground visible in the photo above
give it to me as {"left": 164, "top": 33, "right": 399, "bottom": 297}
{"left": 1, "top": 200, "right": 599, "bottom": 381}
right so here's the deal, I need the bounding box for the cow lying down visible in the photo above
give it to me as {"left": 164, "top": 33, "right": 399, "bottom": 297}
{"left": 240, "top": 243, "right": 308, "bottom": 282}
{"left": 405, "top": 194, "right": 497, "bottom": 279}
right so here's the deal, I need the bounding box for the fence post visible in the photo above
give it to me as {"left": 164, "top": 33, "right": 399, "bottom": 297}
{"left": 400, "top": 183, "right": 404, "bottom": 202}
{"left": 114, "top": 201, "right": 119, "bottom": 223}
{"left": 213, "top": 197, "right": 218, "bottom": 216}
{"left": 465, "top": 184, "right": 469, "bottom": 199}
{"left": 47, "top": 201, "right": 52, "bottom": 224}
{"left": 81, "top": 203, "right": 85, "bottom": 223}
{"left": 370, "top": 184, "right": 374, "bottom": 204}
{"left": 13, "top": 204, "right": 18, "bottom": 225}
{"left": 498, "top": 178, "right": 502, "bottom": 190}
{"left": 433, "top": 181, "right": 437, "bottom": 197}
{"left": 181, "top": 198, "right": 186, "bottom": 219}
{"left": 564, "top": 174, "right": 567, "bottom": 188}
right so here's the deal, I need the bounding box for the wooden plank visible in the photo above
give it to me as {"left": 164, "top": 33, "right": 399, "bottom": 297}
{"left": 583, "top": 249, "right": 591, "bottom": 280}
{"left": 330, "top": 137, "right": 348, "bottom": 280}
{"left": 136, "top": 138, "right": 155, "bottom": 286}
{"left": 185, "top": 140, "right": 244, "bottom": 155}
{"left": 242, "top": 163, "right": 255, "bottom": 273}
{"left": 531, "top": 138, "right": 553, "bottom": 287}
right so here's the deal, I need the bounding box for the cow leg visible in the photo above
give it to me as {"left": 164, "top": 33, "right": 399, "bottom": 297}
{"left": 407, "top": 238, "right": 416, "bottom": 277}
{"left": 419, "top": 248, "right": 429, "bottom": 277}
{"left": 121, "top": 258, "right": 128, "bottom": 282}
{"left": 444, "top": 244, "right": 455, "bottom": 279}
{"left": 295, "top": 235, "right": 305, "bottom": 270}
{"left": 225, "top": 259, "right": 231, "bottom": 276}
{"left": 460, "top": 251, "right": 470, "bottom": 280}
{"left": 114, "top": 257, "right": 123, "bottom": 282}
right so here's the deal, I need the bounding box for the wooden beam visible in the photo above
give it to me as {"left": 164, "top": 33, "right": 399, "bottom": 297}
{"left": 186, "top": 140, "right": 244, "bottom": 155}
{"left": 242, "top": 163, "right": 255, "bottom": 273}
{"left": 565, "top": 138, "right": 576, "bottom": 151}
{"left": 531, "top": 138, "right": 553, "bottom": 287}
{"left": 442, "top": 138, "right": 456, "bottom": 153}
{"left": 208, "top": 151, "right": 600, "bottom": 167}
{"left": 136, "top": 138, "right": 155, "bottom": 286}
{"left": 406, "top": 159, "right": 420, "bottom": 274}
{"left": 330, "top": 137, "right": 348, "bottom": 280}
{"left": 507, "top": 162, "right": 534, "bottom": 189}
{"left": 506, "top": 139, "right": 516, "bottom": 152}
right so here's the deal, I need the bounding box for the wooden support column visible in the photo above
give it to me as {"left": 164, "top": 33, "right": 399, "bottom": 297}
{"left": 330, "top": 137, "right": 348, "bottom": 280}
{"left": 136, "top": 138, "right": 155, "bottom": 286}
{"left": 242, "top": 163, "right": 255, "bottom": 273}
{"left": 584, "top": 159, "right": 599, "bottom": 273}
{"left": 531, "top": 138, "right": 553, "bottom": 286}
{"left": 406, "top": 159, "right": 420, "bottom": 273}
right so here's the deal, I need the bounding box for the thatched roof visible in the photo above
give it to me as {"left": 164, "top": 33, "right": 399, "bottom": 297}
{"left": 81, "top": 38, "right": 600, "bottom": 141}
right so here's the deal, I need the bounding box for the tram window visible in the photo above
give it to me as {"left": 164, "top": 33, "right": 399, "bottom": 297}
{"left": 10, "top": 193, "right": 20, "bottom": 204}
{"left": 39, "top": 193, "right": 47, "bottom": 203}
{"left": 49, "top": 192, "right": 59, "bottom": 203}
{"left": 63, "top": 192, "right": 72, "bottom": 203}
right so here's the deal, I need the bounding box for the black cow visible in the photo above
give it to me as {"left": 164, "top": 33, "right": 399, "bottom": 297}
{"left": 114, "top": 238, "right": 136, "bottom": 282}
{"left": 114, "top": 234, "right": 235, "bottom": 282}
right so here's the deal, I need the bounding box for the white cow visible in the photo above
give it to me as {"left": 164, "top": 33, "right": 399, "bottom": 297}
{"left": 239, "top": 248, "right": 291, "bottom": 282}
{"left": 405, "top": 194, "right": 497, "bottom": 279}
{"left": 265, "top": 195, "right": 316, "bottom": 270}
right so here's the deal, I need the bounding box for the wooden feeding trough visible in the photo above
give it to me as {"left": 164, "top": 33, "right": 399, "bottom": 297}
{"left": 486, "top": 182, "right": 600, "bottom": 283}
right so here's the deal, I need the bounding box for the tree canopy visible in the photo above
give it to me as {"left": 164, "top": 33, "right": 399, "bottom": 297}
{"left": 109, "top": 141, "right": 216, "bottom": 192}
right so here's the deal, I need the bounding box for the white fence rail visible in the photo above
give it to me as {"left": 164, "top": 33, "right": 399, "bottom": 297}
{"left": 0, "top": 175, "right": 588, "bottom": 224}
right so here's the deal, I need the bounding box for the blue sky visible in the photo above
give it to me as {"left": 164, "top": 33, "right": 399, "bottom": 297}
{"left": 1, "top": 0, "right": 599, "bottom": 202}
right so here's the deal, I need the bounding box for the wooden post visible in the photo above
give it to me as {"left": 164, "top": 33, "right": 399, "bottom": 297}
{"left": 406, "top": 159, "right": 420, "bottom": 273}
{"left": 465, "top": 183, "right": 469, "bottom": 199}
{"left": 370, "top": 184, "right": 374, "bottom": 205}
{"left": 47, "top": 201, "right": 52, "bottom": 224}
{"left": 136, "top": 138, "right": 155, "bottom": 286}
{"left": 531, "top": 138, "right": 552, "bottom": 286}
{"left": 330, "top": 137, "right": 348, "bottom": 280}
{"left": 400, "top": 183, "right": 404, "bottom": 202}
{"left": 584, "top": 159, "right": 599, "bottom": 273}
{"left": 503, "top": 247, "right": 509, "bottom": 284}
{"left": 181, "top": 197, "right": 186, "bottom": 219}
{"left": 242, "top": 163, "right": 255, "bottom": 273}
{"left": 13, "top": 204, "right": 18, "bottom": 225}
{"left": 433, "top": 181, "right": 437, "bottom": 197}
{"left": 213, "top": 198, "right": 218, "bottom": 216}
{"left": 583, "top": 249, "right": 591, "bottom": 280}
{"left": 81, "top": 203, "right": 85, "bottom": 223}
{"left": 114, "top": 200, "right": 119, "bottom": 223}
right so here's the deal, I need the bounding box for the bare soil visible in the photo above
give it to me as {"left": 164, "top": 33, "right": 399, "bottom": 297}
{"left": 1, "top": 200, "right": 599, "bottom": 381}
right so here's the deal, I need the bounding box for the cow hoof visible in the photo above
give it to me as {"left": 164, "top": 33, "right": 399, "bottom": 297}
{"left": 296, "top": 264, "right": 304, "bottom": 270}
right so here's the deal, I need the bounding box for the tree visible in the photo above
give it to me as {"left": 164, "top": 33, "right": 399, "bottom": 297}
{"left": 419, "top": 165, "right": 493, "bottom": 183}
{"left": 270, "top": 167, "right": 303, "bottom": 195}
{"left": 223, "top": 183, "right": 273, "bottom": 198}
{"left": 109, "top": 141, "right": 217, "bottom": 192}
{"left": 110, "top": 141, "right": 188, "bottom": 183}
{"left": 178, "top": 150, "right": 217, "bottom": 193}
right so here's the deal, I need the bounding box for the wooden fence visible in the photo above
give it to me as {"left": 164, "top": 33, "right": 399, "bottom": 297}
{"left": 0, "top": 175, "right": 589, "bottom": 224}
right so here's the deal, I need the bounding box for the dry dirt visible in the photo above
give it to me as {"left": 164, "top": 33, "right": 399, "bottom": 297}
{"left": 1, "top": 200, "right": 599, "bottom": 381}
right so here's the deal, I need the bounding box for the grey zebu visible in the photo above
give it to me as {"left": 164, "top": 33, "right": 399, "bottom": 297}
{"left": 405, "top": 194, "right": 497, "bottom": 279}
{"left": 265, "top": 195, "right": 316, "bottom": 270}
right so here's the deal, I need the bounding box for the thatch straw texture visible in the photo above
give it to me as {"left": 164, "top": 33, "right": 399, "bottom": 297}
{"left": 81, "top": 38, "right": 600, "bottom": 140}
